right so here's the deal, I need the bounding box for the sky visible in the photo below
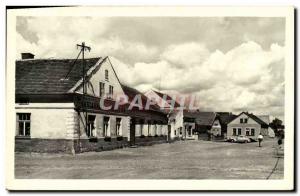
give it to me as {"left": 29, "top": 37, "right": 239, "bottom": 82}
{"left": 16, "top": 17, "right": 286, "bottom": 120}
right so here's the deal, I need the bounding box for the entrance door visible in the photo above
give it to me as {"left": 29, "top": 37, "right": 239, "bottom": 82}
{"left": 130, "top": 119, "right": 136, "bottom": 146}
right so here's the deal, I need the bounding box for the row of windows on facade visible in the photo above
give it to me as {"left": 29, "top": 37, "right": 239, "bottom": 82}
{"left": 98, "top": 69, "right": 113, "bottom": 98}
{"left": 17, "top": 113, "right": 164, "bottom": 138}
{"left": 16, "top": 113, "right": 121, "bottom": 138}
{"left": 81, "top": 116, "right": 165, "bottom": 138}
{"left": 232, "top": 127, "right": 255, "bottom": 136}
{"left": 86, "top": 115, "right": 122, "bottom": 138}
{"left": 173, "top": 125, "right": 193, "bottom": 137}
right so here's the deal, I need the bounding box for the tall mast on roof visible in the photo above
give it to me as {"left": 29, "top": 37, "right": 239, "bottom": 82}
{"left": 76, "top": 42, "right": 91, "bottom": 137}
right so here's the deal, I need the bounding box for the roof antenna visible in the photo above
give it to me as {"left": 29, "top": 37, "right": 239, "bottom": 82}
{"left": 62, "top": 49, "right": 82, "bottom": 80}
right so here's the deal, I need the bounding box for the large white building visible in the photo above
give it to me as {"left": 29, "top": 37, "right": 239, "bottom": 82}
{"left": 15, "top": 54, "right": 168, "bottom": 153}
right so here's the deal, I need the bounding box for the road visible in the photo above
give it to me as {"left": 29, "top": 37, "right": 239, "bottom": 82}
{"left": 15, "top": 138, "right": 283, "bottom": 179}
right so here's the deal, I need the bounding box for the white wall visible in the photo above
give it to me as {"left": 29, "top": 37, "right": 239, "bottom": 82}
{"left": 15, "top": 103, "right": 76, "bottom": 139}
{"left": 76, "top": 57, "right": 126, "bottom": 100}
{"left": 227, "top": 113, "right": 261, "bottom": 138}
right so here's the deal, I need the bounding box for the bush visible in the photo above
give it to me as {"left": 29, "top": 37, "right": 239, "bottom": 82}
{"left": 140, "top": 135, "right": 145, "bottom": 138}
{"left": 154, "top": 134, "right": 158, "bottom": 137}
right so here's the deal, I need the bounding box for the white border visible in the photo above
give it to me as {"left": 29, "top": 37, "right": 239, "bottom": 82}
{"left": 5, "top": 6, "right": 294, "bottom": 191}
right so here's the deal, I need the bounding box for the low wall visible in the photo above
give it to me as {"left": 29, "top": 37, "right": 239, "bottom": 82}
{"left": 15, "top": 138, "right": 75, "bottom": 154}
{"left": 74, "top": 137, "right": 129, "bottom": 153}
{"left": 15, "top": 136, "right": 168, "bottom": 154}
{"left": 135, "top": 135, "right": 167, "bottom": 146}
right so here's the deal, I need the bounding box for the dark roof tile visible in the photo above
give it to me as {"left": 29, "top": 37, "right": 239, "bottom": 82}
{"left": 16, "top": 58, "right": 100, "bottom": 94}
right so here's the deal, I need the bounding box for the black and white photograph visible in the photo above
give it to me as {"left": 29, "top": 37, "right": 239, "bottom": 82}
{"left": 5, "top": 6, "right": 294, "bottom": 191}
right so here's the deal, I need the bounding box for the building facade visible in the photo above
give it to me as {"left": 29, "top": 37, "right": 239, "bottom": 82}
{"left": 15, "top": 55, "right": 168, "bottom": 154}
{"left": 227, "top": 112, "right": 269, "bottom": 140}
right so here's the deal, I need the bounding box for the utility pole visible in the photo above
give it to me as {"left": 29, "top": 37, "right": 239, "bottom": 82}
{"left": 77, "top": 42, "right": 91, "bottom": 136}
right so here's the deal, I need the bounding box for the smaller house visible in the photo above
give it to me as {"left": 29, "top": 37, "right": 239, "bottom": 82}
{"left": 216, "top": 112, "right": 237, "bottom": 138}
{"left": 209, "top": 116, "right": 222, "bottom": 137}
{"left": 257, "top": 115, "right": 275, "bottom": 138}
{"left": 227, "top": 112, "right": 269, "bottom": 140}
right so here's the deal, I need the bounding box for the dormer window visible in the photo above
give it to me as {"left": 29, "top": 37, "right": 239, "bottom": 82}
{"left": 105, "top": 70, "right": 109, "bottom": 81}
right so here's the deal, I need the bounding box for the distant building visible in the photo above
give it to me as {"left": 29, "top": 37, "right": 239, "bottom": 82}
{"left": 215, "top": 112, "right": 237, "bottom": 137}
{"left": 257, "top": 115, "right": 275, "bottom": 138}
{"left": 168, "top": 110, "right": 217, "bottom": 140}
{"left": 227, "top": 112, "right": 269, "bottom": 140}
{"left": 144, "top": 89, "right": 181, "bottom": 113}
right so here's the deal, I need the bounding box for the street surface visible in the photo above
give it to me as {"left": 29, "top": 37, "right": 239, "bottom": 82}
{"left": 15, "top": 139, "right": 283, "bottom": 179}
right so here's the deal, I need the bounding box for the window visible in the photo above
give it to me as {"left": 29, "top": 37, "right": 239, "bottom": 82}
{"left": 246, "top": 128, "right": 250, "bottom": 136}
{"left": 99, "top": 82, "right": 105, "bottom": 97}
{"left": 109, "top": 85, "right": 113, "bottom": 98}
{"left": 240, "top": 118, "right": 248, "bottom": 124}
{"left": 233, "top": 128, "right": 237, "bottom": 136}
{"left": 87, "top": 115, "right": 96, "bottom": 137}
{"left": 251, "top": 128, "right": 255, "bottom": 136}
{"left": 116, "top": 118, "right": 122, "bottom": 136}
{"left": 238, "top": 128, "right": 242, "bottom": 135}
{"left": 17, "top": 113, "right": 31, "bottom": 136}
{"left": 103, "top": 116, "right": 110, "bottom": 137}
{"left": 105, "top": 70, "right": 109, "bottom": 81}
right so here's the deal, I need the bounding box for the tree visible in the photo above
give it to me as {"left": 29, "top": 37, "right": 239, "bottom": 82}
{"left": 269, "top": 118, "right": 284, "bottom": 137}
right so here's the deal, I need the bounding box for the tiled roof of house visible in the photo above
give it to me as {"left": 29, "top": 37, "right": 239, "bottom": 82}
{"left": 153, "top": 90, "right": 181, "bottom": 107}
{"left": 216, "top": 112, "right": 237, "bottom": 125}
{"left": 183, "top": 110, "right": 216, "bottom": 126}
{"left": 16, "top": 57, "right": 101, "bottom": 94}
{"left": 228, "top": 112, "right": 269, "bottom": 128}
{"left": 121, "top": 84, "right": 162, "bottom": 112}
{"left": 247, "top": 113, "right": 269, "bottom": 127}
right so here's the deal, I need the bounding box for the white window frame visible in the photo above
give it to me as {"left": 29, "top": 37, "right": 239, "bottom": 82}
{"left": 17, "top": 113, "right": 31, "bottom": 137}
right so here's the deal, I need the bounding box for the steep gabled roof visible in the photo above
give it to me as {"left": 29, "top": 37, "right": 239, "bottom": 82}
{"left": 228, "top": 112, "right": 268, "bottom": 127}
{"left": 121, "top": 84, "right": 161, "bottom": 112}
{"left": 152, "top": 90, "right": 181, "bottom": 108}
{"left": 183, "top": 110, "right": 216, "bottom": 126}
{"left": 16, "top": 57, "right": 101, "bottom": 94}
{"left": 216, "top": 112, "right": 237, "bottom": 125}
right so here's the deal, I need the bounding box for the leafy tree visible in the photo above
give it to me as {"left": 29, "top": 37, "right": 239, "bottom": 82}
{"left": 269, "top": 118, "right": 284, "bottom": 138}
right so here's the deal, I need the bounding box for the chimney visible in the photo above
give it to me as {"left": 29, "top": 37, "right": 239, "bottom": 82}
{"left": 21, "top": 53, "right": 35, "bottom": 60}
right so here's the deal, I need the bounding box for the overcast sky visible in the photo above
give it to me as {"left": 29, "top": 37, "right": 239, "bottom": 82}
{"left": 16, "top": 17, "right": 285, "bottom": 120}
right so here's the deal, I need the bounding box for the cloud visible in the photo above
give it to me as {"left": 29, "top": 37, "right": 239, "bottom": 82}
{"left": 111, "top": 41, "right": 285, "bottom": 119}
{"left": 161, "top": 42, "right": 210, "bottom": 67}
{"left": 16, "top": 17, "right": 285, "bottom": 119}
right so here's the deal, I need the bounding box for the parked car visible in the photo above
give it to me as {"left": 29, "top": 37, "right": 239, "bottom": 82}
{"left": 225, "top": 136, "right": 237, "bottom": 143}
{"left": 236, "top": 135, "right": 251, "bottom": 143}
